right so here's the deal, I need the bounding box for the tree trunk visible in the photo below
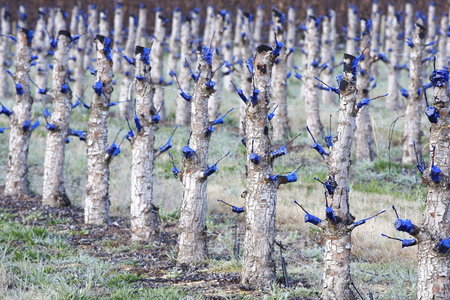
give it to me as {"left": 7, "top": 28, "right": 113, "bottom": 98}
{"left": 84, "top": 5, "right": 98, "bottom": 70}
{"left": 168, "top": 9, "right": 182, "bottom": 76}
{"left": 321, "top": 54, "right": 359, "bottom": 300}
{"left": 416, "top": 65, "right": 450, "bottom": 300}
{"left": 135, "top": 5, "right": 147, "bottom": 47}
{"left": 177, "top": 48, "right": 215, "bottom": 264}
{"left": 73, "top": 16, "right": 87, "bottom": 100}
{"left": 286, "top": 6, "right": 296, "bottom": 71}
{"left": 130, "top": 45, "right": 160, "bottom": 241}
{"left": 370, "top": 2, "right": 380, "bottom": 82}
{"left": 239, "top": 13, "right": 254, "bottom": 136}
{"left": 112, "top": 3, "right": 124, "bottom": 76}
{"left": 42, "top": 30, "right": 72, "bottom": 207}
{"left": 99, "top": 11, "right": 109, "bottom": 37}
{"left": 175, "top": 19, "right": 192, "bottom": 126}
{"left": 345, "top": 5, "right": 359, "bottom": 56}
{"left": 5, "top": 28, "right": 34, "bottom": 198}
{"left": 150, "top": 11, "right": 166, "bottom": 120}
{"left": 402, "top": 21, "right": 426, "bottom": 165}
{"left": 84, "top": 35, "right": 113, "bottom": 225}
{"left": 17, "top": 5, "right": 27, "bottom": 29}
{"left": 386, "top": 14, "right": 401, "bottom": 111}
{"left": 437, "top": 15, "right": 448, "bottom": 69}
{"left": 221, "top": 12, "right": 233, "bottom": 93}
{"left": 355, "top": 20, "right": 376, "bottom": 161}
{"left": 252, "top": 5, "right": 264, "bottom": 45}
{"left": 271, "top": 9, "right": 290, "bottom": 142}
{"left": 0, "top": 8, "right": 12, "bottom": 98}
{"left": 208, "top": 12, "right": 226, "bottom": 122}
{"left": 426, "top": 3, "right": 437, "bottom": 47}
{"left": 203, "top": 6, "right": 215, "bottom": 43}
{"left": 241, "top": 45, "right": 278, "bottom": 289}
{"left": 321, "top": 14, "right": 337, "bottom": 106}
{"left": 118, "top": 16, "right": 136, "bottom": 119}
{"left": 403, "top": 2, "right": 413, "bottom": 63}
{"left": 54, "top": 9, "right": 67, "bottom": 33}
{"left": 303, "top": 16, "right": 323, "bottom": 138}
{"left": 32, "top": 12, "right": 49, "bottom": 102}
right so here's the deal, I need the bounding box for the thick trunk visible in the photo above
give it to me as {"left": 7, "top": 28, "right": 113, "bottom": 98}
{"left": 402, "top": 22, "right": 425, "bottom": 165}
{"left": 355, "top": 20, "right": 376, "bottom": 161}
{"left": 177, "top": 49, "right": 215, "bottom": 264}
{"left": 150, "top": 11, "right": 166, "bottom": 120}
{"left": 321, "top": 54, "right": 359, "bottom": 300}
{"left": 208, "top": 12, "right": 226, "bottom": 121}
{"left": 118, "top": 16, "right": 136, "bottom": 119}
{"left": 175, "top": 19, "right": 192, "bottom": 126}
{"left": 5, "top": 28, "right": 33, "bottom": 198}
{"left": 241, "top": 45, "right": 278, "bottom": 289}
{"left": 130, "top": 46, "right": 159, "bottom": 241}
{"left": 416, "top": 65, "right": 450, "bottom": 300}
{"left": 303, "top": 16, "right": 323, "bottom": 138}
{"left": 42, "top": 31, "right": 72, "bottom": 207}
{"left": 84, "top": 35, "right": 113, "bottom": 225}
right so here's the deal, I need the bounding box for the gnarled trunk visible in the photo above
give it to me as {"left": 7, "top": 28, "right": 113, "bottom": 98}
{"left": 241, "top": 45, "right": 278, "bottom": 289}
{"left": 177, "top": 48, "right": 215, "bottom": 264}
{"left": 130, "top": 45, "right": 159, "bottom": 241}
{"left": 84, "top": 35, "right": 113, "bottom": 225}
{"left": 42, "top": 31, "right": 72, "bottom": 207}
{"left": 5, "top": 28, "right": 34, "bottom": 198}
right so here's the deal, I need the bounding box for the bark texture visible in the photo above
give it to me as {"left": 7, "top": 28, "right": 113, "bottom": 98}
{"left": 177, "top": 48, "right": 215, "bottom": 264}
{"left": 84, "top": 35, "right": 113, "bottom": 225}
{"left": 5, "top": 28, "right": 34, "bottom": 198}
{"left": 416, "top": 66, "right": 450, "bottom": 300}
{"left": 241, "top": 45, "right": 278, "bottom": 289}
{"left": 130, "top": 45, "right": 160, "bottom": 241}
{"left": 303, "top": 16, "right": 323, "bottom": 138}
{"left": 42, "top": 31, "right": 72, "bottom": 207}
{"left": 402, "top": 22, "right": 426, "bottom": 165}
{"left": 321, "top": 54, "right": 359, "bottom": 300}
{"left": 355, "top": 20, "right": 376, "bottom": 161}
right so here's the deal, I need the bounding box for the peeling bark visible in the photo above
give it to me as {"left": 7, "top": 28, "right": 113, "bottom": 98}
{"left": 321, "top": 54, "right": 359, "bottom": 300}
{"left": 5, "top": 28, "right": 34, "bottom": 198}
{"left": 177, "top": 48, "right": 215, "bottom": 264}
{"left": 416, "top": 65, "right": 450, "bottom": 300}
{"left": 175, "top": 19, "right": 192, "bottom": 126}
{"left": 303, "top": 16, "right": 323, "bottom": 138}
{"left": 42, "top": 31, "right": 72, "bottom": 207}
{"left": 84, "top": 35, "right": 113, "bottom": 225}
{"left": 130, "top": 45, "right": 160, "bottom": 241}
{"left": 241, "top": 45, "right": 278, "bottom": 289}
{"left": 402, "top": 22, "right": 426, "bottom": 165}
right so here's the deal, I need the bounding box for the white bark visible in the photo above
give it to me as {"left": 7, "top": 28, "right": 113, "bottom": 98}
{"left": 0, "top": 8, "right": 12, "bottom": 98}
{"left": 437, "top": 15, "right": 448, "bottom": 69}
{"left": 190, "top": 9, "right": 200, "bottom": 46}
{"left": 84, "top": 35, "right": 113, "bottom": 225}
{"left": 355, "top": 20, "right": 376, "bottom": 161}
{"left": 135, "top": 5, "right": 147, "bottom": 47}
{"left": 5, "top": 28, "right": 34, "bottom": 198}
{"left": 222, "top": 12, "right": 233, "bottom": 93}
{"left": 84, "top": 5, "right": 98, "bottom": 70}
{"left": 321, "top": 14, "right": 336, "bottom": 106}
{"left": 345, "top": 5, "right": 359, "bottom": 56}
{"left": 130, "top": 45, "right": 159, "bottom": 241}
{"left": 118, "top": 16, "right": 136, "bottom": 119}
{"left": 286, "top": 6, "right": 296, "bottom": 71}
{"left": 177, "top": 49, "right": 215, "bottom": 264}
{"left": 168, "top": 9, "right": 182, "bottom": 75}
{"left": 46, "top": 8, "right": 56, "bottom": 38}
{"left": 175, "top": 19, "right": 192, "bottom": 126}
{"left": 112, "top": 2, "right": 124, "bottom": 75}
{"left": 252, "top": 5, "right": 264, "bottom": 44}
{"left": 33, "top": 12, "right": 50, "bottom": 102}
{"left": 238, "top": 13, "right": 253, "bottom": 136}
{"left": 73, "top": 17, "right": 87, "bottom": 100}
{"left": 208, "top": 12, "right": 226, "bottom": 121}
{"left": 386, "top": 15, "right": 401, "bottom": 111}
{"left": 369, "top": 3, "right": 380, "bottom": 78}
{"left": 403, "top": 2, "right": 413, "bottom": 62}
{"left": 426, "top": 3, "right": 437, "bottom": 46}
{"left": 416, "top": 64, "right": 450, "bottom": 300}
{"left": 203, "top": 6, "right": 215, "bottom": 44}
{"left": 241, "top": 45, "right": 278, "bottom": 289}
{"left": 42, "top": 31, "right": 72, "bottom": 207}
{"left": 99, "top": 11, "right": 109, "bottom": 37}
{"left": 303, "top": 16, "right": 323, "bottom": 138}
{"left": 402, "top": 22, "right": 426, "bottom": 165}
{"left": 321, "top": 54, "right": 359, "bottom": 300}
{"left": 232, "top": 9, "right": 243, "bottom": 61}
{"left": 150, "top": 11, "right": 166, "bottom": 120}
{"left": 271, "top": 10, "right": 290, "bottom": 141}
{"left": 18, "top": 5, "right": 27, "bottom": 29}
{"left": 54, "top": 9, "right": 67, "bottom": 33}
{"left": 69, "top": 6, "right": 78, "bottom": 34}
